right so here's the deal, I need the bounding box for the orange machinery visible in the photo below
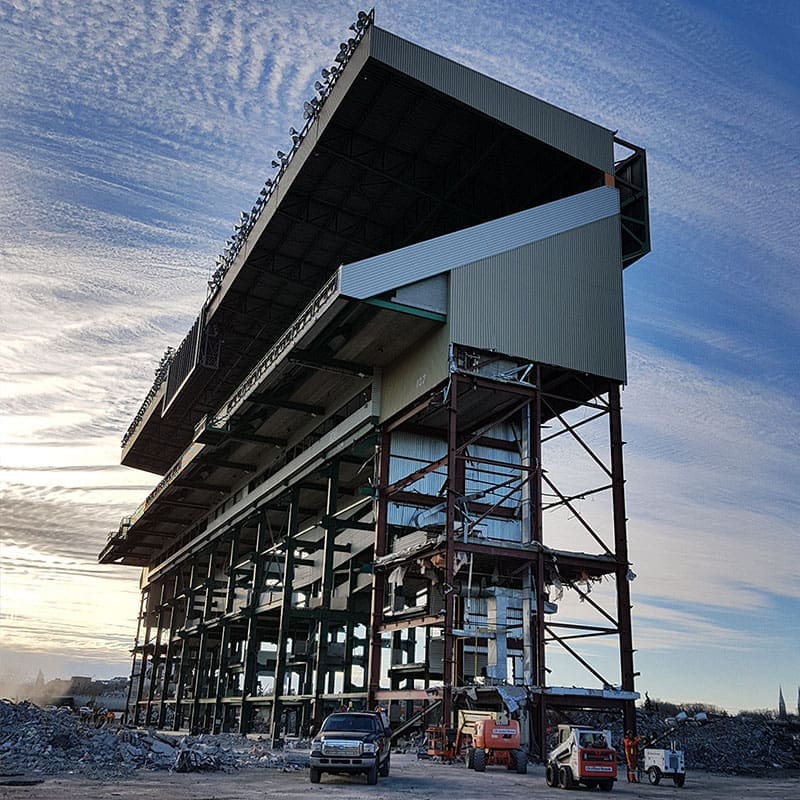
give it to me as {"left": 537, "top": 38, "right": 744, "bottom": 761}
{"left": 426, "top": 711, "right": 527, "bottom": 774}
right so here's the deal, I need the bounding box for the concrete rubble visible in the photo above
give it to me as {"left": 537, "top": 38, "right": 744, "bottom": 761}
{"left": 639, "top": 711, "right": 799, "bottom": 774}
{"left": 2, "top": 699, "right": 798, "bottom": 779}
{"left": 0, "top": 700, "right": 309, "bottom": 778}
{"left": 566, "top": 709, "right": 800, "bottom": 775}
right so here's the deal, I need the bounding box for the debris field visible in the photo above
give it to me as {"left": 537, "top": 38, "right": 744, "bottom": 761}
{"left": 562, "top": 709, "right": 799, "bottom": 775}
{"left": 0, "top": 700, "right": 308, "bottom": 778}
{"left": 1, "top": 699, "right": 797, "bottom": 780}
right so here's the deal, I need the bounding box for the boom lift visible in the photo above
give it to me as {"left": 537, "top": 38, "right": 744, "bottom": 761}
{"left": 426, "top": 710, "right": 527, "bottom": 773}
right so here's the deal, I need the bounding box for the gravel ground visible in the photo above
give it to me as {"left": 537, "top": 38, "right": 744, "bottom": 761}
{"left": 1, "top": 700, "right": 797, "bottom": 798}
{"left": 1, "top": 754, "right": 798, "bottom": 800}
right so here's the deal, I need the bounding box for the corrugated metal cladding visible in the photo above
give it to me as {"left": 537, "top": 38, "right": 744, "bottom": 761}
{"left": 386, "top": 421, "right": 528, "bottom": 545}
{"left": 388, "top": 430, "right": 447, "bottom": 494}
{"left": 369, "top": 27, "right": 614, "bottom": 174}
{"left": 393, "top": 274, "right": 448, "bottom": 314}
{"left": 450, "top": 215, "right": 627, "bottom": 382}
{"left": 464, "top": 421, "right": 521, "bottom": 538}
{"left": 339, "top": 186, "right": 619, "bottom": 301}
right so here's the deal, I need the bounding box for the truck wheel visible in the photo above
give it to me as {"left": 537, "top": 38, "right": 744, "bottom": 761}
{"left": 558, "top": 765, "right": 573, "bottom": 789}
{"left": 513, "top": 749, "right": 527, "bottom": 774}
{"left": 309, "top": 767, "right": 321, "bottom": 784}
{"left": 473, "top": 749, "right": 487, "bottom": 772}
{"left": 465, "top": 747, "right": 475, "bottom": 769}
{"left": 366, "top": 764, "right": 378, "bottom": 785}
{"left": 545, "top": 763, "right": 557, "bottom": 786}
{"left": 647, "top": 766, "right": 662, "bottom": 785}
{"left": 598, "top": 780, "right": 614, "bottom": 791}
{"left": 379, "top": 754, "right": 390, "bottom": 777}
{"left": 673, "top": 774, "right": 685, "bottom": 788}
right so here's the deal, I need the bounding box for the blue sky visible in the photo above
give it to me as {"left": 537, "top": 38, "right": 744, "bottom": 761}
{"left": 0, "top": 0, "right": 797, "bottom": 711}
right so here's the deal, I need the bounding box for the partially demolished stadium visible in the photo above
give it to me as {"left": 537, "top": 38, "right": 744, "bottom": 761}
{"left": 100, "top": 10, "right": 650, "bottom": 759}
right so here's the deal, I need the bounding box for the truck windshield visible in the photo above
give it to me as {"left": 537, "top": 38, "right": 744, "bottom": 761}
{"left": 321, "top": 714, "right": 377, "bottom": 732}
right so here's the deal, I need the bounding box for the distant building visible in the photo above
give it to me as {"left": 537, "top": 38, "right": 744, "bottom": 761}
{"left": 68, "top": 676, "right": 94, "bottom": 694}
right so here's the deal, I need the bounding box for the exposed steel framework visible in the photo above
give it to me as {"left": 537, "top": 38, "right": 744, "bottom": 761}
{"left": 367, "top": 348, "right": 636, "bottom": 757}
{"left": 120, "top": 349, "right": 637, "bottom": 753}
{"left": 103, "top": 10, "right": 649, "bottom": 756}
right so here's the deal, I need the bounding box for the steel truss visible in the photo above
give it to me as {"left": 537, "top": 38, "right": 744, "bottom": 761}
{"left": 125, "top": 456, "right": 376, "bottom": 741}
{"left": 367, "top": 347, "right": 636, "bottom": 758}
{"left": 126, "top": 348, "right": 636, "bottom": 755}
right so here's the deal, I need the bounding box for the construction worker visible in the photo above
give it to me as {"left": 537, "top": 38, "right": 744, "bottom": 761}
{"left": 623, "top": 730, "right": 640, "bottom": 782}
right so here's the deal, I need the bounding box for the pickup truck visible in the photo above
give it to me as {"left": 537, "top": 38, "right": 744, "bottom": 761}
{"left": 309, "top": 711, "right": 391, "bottom": 784}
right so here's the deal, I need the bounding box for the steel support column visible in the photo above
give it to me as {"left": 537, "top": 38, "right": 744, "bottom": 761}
{"left": 533, "top": 366, "right": 549, "bottom": 760}
{"left": 367, "top": 430, "right": 391, "bottom": 709}
{"left": 125, "top": 587, "right": 146, "bottom": 724}
{"left": 270, "top": 489, "right": 300, "bottom": 744}
{"left": 609, "top": 382, "right": 636, "bottom": 736}
{"left": 173, "top": 558, "right": 198, "bottom": 730}
{"left": 442, "top": 373, "right": 459, "bottom": 726}
{"left": 145, "top": 579, "right": 168, "bottom": 724}
{"left": 134, "top": 588, "right": 153, "bottom": 725}
{"left": 190, "top": 545, "right": 217, "bottom": 732}
{"left": 157, "top": 571, "right": 180, "bottom": 728}
{"left": 240, "top": 509, "right": 269, "bottom": 734}
{"left": 311, "top": 461, "right": 340, "bottom": 723}
{"left": 213, "top": 527, "right": 240, "bottom": 731}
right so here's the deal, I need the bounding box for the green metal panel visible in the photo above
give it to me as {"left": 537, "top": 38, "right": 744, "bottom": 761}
{"left": 364, "top": 298, "right": 446, "bottom": 322}
{"left": 449, "top": 216, "right": 627, "bottom": 382}
{"left": 339, "top": 187, "right": 620, "bottom": 301}
{"left": 379, "top": 325, "right": 451, "bottom": 423}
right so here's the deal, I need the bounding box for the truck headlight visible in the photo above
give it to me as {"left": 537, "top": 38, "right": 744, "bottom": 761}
{"left": 362, "top": 742, "right": 376, "bottom": 754}
{"left": 311, "top": 739, "right": 322, "bottom": 750}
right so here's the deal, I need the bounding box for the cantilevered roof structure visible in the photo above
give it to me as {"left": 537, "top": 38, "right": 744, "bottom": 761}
{"left": 119, "top": 19, "right": 647, "bottom": 477}
{"left": 103, "top": 11, "right": 649, "bottom": 756}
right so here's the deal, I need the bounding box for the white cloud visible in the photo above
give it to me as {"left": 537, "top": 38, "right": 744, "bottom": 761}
{"left": 0, "top": 0, "right": 796, "bottom": 711}
{"left": 620, "top": 341, "right": 799, "bottom": 604}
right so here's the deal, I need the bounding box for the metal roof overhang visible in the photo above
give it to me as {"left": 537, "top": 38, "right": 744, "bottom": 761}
{"left": 104, "top": 183, "right": 622, "bottom": 569}
{"left": 101, "top": 285, "right": 443, "bottom": 567}
{"left": 120, "top": 24, "right": 610, "bottom": 476}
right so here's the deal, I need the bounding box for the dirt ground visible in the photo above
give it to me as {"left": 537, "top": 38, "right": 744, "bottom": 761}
{"left": 1, "top": 755, "right": 797, "bottom": 799}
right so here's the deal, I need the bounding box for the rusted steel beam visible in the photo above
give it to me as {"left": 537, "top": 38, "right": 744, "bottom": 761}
{"left": 609, "top": 382, "right": 637, "bottom": 736}
{"left": 543, "top": 402, "right": 612, "bottom": 479}
{"left": 442, "top": 373, "right": 459, "bottom": 726}
{"left": 367, "top": 429, "right": 391, "bottom": 709}
{"left": 541, "top": 472, "right": 613, "bottom": 556}
{"left": 545, "top": 625, "right": 612, "bottom": 687}
{"left": 540, "top": 409, "right": 607, "bottom": 443}
{"left": 378, "top": 613, "right": 444, "bottom": 633}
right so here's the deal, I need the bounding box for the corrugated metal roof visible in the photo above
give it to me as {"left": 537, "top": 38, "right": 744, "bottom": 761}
{"left": 369, "top": 27, "right": 615, "bottom": 173}
{"left": 339, "top": 186, "right": 620, "bottom": 300}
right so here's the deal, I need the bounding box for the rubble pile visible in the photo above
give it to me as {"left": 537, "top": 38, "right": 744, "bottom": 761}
{"left": 565, "top": 709, "right": 800, "bottom": 775}
{"left": 0, "top": 700, "right": 309, "bottom": 777}
{"left": 394, "top": 731, "right": 426, "bottom": 755}
{"left": 638, "top": 711, "right": 799, "bottom": 774}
